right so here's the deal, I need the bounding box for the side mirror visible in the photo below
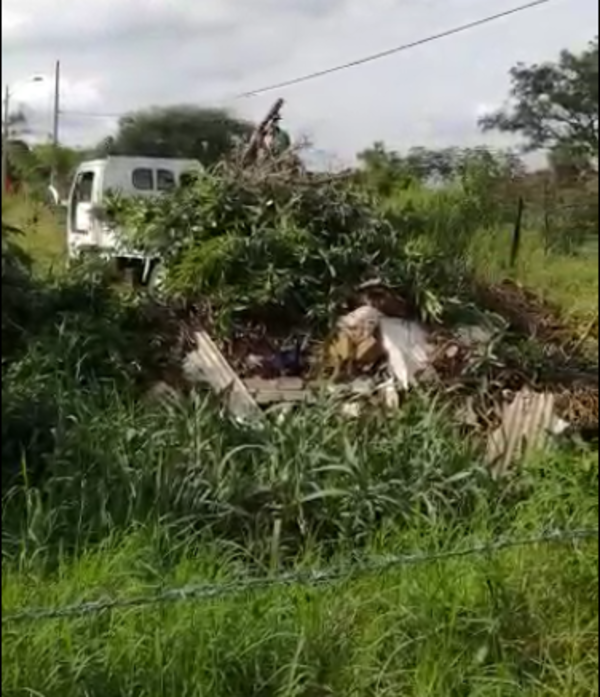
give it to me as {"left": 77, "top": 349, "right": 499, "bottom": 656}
{"left": 47, "top": 185, "right": 60, "bottom": 206}
{"left": 47, "top": 185, "right": 68, "bottom": 208}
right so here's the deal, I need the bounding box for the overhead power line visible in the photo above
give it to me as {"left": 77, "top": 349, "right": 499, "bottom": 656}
{"left": 58, "top": 109, "right": 246, "bottom": 121}
{"left": 59, "top": 110, "right": 122, "bottom": 119}
{"left": 240, "top": 0, "right": 555, "bottom": 97}
{"left": 58, "top": 0, "right": 556, "bottom": 121}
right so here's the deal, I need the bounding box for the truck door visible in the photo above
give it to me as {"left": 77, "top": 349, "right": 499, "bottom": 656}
{"left": 68, "top": 170, "right": 96, "bottom": 248}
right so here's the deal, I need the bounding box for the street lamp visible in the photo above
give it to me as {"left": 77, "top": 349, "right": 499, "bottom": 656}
{"left": 2, "top": 75, "right": 46, "bottom": 194}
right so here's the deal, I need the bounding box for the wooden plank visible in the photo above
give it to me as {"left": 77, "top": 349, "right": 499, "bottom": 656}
{"left": 244, "top": 377, "right": 304, "bottom": 392}
{"left": 243, "top": 377, "right": 313, "bottom": 405}
{"left": 252, "top": 390, "right": 314, "bottom": 405}
{"left": 184, "top": 331, "right": 263, "bottom": 422}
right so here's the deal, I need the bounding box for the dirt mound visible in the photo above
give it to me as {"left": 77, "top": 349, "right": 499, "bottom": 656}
{"left": 475, "top": 280, "right": 570, "bottom": 343}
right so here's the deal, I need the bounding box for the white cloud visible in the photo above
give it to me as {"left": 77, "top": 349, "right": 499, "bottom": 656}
{"left": 3, "top": 71, "right": 104, "bottom": 142}
{"left": 1, "top": 0, "right": 598, "bottom": 159}
{"left": 10, "top": 75, "right": 102, "bottom": 112}
{"left": 1, "top": 9, "right": 28, "bottom": 37}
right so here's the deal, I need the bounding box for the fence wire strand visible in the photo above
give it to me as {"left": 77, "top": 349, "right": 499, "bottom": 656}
{"left": 3, "top": 528, "right": 597, "bottom": 626}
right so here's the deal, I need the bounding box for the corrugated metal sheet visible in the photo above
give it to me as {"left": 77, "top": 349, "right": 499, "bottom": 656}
{"left": 486, "top": 389, "right": 569, "bottom": 478}
{"left": 379, "top": 317, "right": 431, "bottom": 391}
{"left": 184, "top": 331, "right": 263, "bottom": 423}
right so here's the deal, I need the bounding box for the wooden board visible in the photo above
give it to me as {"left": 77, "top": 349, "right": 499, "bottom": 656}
{"left": 243, "top": 377, "right": 313, "bottom": 405}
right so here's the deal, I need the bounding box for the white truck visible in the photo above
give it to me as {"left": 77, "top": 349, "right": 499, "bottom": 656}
{"left": 66, "top": 155, "right": 202, "bottom": 286}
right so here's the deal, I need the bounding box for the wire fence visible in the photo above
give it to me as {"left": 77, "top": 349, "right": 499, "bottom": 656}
{"left": 3, "top": 527, "right": 597, "bottom": 627}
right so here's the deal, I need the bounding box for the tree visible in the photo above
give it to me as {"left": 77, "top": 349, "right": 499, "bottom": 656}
{"left": 357, "top": 142, "right": 413, "bottom": 195}
{"left": 95, "top": 105, "right": 255, "bottom": 166}
{"left": 480, "top": 37, "right": 598, "bottom": 163}
{"left": 357, "top": 143, "right": 524, "bottom": 195}
{"left": 28, "top": 144, "right": 86, "bottom": 198}
{"left": 547, "top": 141, "right": 594, "bottom": 181}
{"left": 2, "top": 110, "right": 32, "bottom": 191}
{"left": 2, "top": 109, "right": 30, "bottom": 140}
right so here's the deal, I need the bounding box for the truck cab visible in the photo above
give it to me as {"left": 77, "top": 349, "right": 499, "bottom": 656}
{"left": 67, "top": 156, "right": 201, "bottom": 273}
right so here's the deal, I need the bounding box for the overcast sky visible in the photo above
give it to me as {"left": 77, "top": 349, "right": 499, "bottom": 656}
{"left": 2, "top": 0, "right": 598, "bottom": 166}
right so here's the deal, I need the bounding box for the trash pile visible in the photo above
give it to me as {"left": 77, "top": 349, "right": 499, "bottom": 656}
{"left": 174, "top": 273, "right": 597, "bottom": 477}
{"left": 108, "top": 102, "right": 597, "bottom": 474}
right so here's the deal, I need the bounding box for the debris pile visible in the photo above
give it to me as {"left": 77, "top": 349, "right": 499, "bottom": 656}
{"left": 178, "top": 279, "right": 597, "bottom": 473}
{"left": 109, "top": 102, "right": 597, "bottom": 473}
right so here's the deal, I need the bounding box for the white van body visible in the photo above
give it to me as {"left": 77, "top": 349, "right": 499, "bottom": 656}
{"left": 66, "top": 156, "right": 202, "bottom": 269}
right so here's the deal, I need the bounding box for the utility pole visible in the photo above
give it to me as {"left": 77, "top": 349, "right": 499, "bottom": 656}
{"left": 50, "top": 59, "right": 61, "bottom": 189}
{"left": 2, "top": 85, "right": 10, "bottom": 195}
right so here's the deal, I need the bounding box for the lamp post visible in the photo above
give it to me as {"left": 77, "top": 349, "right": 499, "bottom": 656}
{"left": 50, "top": 60, "right": 61, "bottom": 189}
{"left": 2, "top": 85, "right": 10, "bottom": 194}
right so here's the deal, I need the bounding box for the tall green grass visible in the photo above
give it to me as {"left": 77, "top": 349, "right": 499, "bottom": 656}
{"left": 3, "top": 446, "right": 598, "bottom": 697}
{"left": 2, "top": 319, "right": 598, "bottom": 695}
{"left": 3, "top": 299, "right": 597, "bottom": 694}
{"left": 383, "top": 183, "right": 598, "bottom": 327}
{"left": 2, "top": 387, "right": 493, "bottom": 560}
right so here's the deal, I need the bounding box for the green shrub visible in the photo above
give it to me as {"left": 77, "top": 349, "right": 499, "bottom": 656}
{"left": 105, "top": 167, "right": 472, "bottom": 332}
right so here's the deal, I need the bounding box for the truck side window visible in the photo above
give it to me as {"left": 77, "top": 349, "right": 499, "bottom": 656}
{"left": 70, "top": 171, "right": 95, "bottom": 232}
{"left": 157, "top": 169, "right": 176, "bottom": 191}
{"left": 132, "top": 168, "right": 154, "bottom": 191}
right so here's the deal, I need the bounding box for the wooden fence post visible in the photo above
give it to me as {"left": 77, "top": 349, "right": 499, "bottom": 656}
{"left": 543, "top": 179, "right": 552, "bottom": 254}
{"left": 509, "top": 196, "right": 525, "bottom": 269}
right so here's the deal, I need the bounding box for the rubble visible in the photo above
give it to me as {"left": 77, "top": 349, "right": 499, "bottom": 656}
{"left": 101, "top": 121, "right": 596, "bottom": 473}
{"left": 175, "top": 283, "right": 597, "bottom": 468}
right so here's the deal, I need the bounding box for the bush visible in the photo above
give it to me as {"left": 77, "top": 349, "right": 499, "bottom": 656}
{"left": 1, "top": 249, "right": 180, "bottom": 491}
{"left": 105, "top": 166, "right": 472, "bottom": 332}
{"left": 2, "top": 221, "right": 36, "bottom": 358}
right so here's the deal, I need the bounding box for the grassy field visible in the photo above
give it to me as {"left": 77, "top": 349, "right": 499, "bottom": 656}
{"left": 471, "top": 227, "right": 599, "bottom": 326}
{"left": 2, "top": 194, "right": 66, "bottom": 271}
{"left": 2, "top": 190, "right": 598, "bottom": 696}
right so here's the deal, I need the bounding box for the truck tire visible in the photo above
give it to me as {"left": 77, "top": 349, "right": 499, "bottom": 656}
{"left": 147, "top": 262, "right": 168, "bottom": 301}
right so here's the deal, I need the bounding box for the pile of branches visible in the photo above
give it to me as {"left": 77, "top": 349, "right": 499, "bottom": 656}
{"left": 105, "top": 157, "right": 468, "bottom": 336}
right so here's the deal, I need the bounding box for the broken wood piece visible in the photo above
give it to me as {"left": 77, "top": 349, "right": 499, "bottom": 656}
{"left": 241, "top": 98, "right": 285, "bottom": 167}
{"left": 355, "top": 335, "right": 383, "bottom": 365}
{"left": 244, "top": 377, "right": 313, "bottom": 405}
{"left": 184, "top": 331, "right": 263, "bottom": 422}
{"left": 378, "top": 378, "right": 400, "bottom": 411}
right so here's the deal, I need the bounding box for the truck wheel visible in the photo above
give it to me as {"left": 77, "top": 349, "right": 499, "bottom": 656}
{"left": 147, "top": 262, "right": 168, "bottom": 300}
